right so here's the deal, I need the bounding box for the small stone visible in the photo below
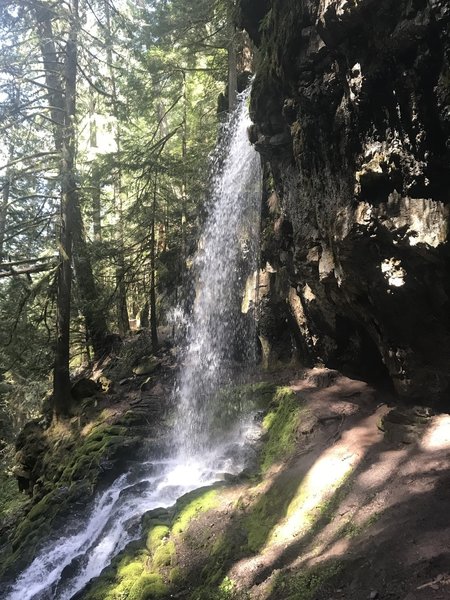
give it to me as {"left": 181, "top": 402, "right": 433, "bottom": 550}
{"left": 369, "top": 592, "right": 379, "bottom": 600}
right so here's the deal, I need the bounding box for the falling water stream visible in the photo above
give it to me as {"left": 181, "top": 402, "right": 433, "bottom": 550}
{"left": 4, "top": 88, "right": 262, "bottom": 600}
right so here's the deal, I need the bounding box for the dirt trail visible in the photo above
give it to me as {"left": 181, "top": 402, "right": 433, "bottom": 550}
{"left": 218, "top": 369, "right": 450, "bottom": 600}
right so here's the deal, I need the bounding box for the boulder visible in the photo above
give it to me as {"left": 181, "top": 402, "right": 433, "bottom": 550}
{"left": 132, "top": 356, "right": 162, "bottom": 376}
{"left": 71, "top": 378, "right": 100, "bottom": 401}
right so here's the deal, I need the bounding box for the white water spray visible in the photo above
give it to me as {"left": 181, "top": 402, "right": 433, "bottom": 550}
{"left": 4, "top": 89, "right": 261, "bottom": 600}
{"left": 175, "top": 87, "right": 262, "bottom": 457}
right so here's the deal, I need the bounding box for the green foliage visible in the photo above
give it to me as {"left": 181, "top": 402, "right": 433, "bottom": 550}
{"left": 0, "top": 472, "right": 28, "bottom": 520}
{"left": 0, "top": 0, "right": 232, "bottom": 427}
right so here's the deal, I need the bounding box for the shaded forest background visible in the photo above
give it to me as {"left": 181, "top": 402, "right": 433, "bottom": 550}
{"left": 0, "top": 0, "right": 250, "bottom": 451}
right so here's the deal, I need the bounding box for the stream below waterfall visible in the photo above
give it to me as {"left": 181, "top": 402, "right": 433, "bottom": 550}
{"left": 4, "top": 87, "right": 262, "bottom": 600}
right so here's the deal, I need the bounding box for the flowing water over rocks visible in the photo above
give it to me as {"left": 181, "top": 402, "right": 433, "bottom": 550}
{"left": 4, "top": 90, "right": 262, "bottom": 600}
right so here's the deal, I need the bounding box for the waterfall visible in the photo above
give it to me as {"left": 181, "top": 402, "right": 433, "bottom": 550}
{"left": 175, "top": 87, "right": 262, "bottom": 458}
{"left": 4, "top": 88, "right": 261, "bottom": 600}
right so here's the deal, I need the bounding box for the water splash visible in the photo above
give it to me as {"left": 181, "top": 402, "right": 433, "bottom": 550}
{"left": 4, "top": 88, "right": 262, "bottom": 600}
{"left": 174, "top": 87, "right": 262, "bottom": 457}
{"left": 4, "top": 461, "right": 226, "bottom": 600}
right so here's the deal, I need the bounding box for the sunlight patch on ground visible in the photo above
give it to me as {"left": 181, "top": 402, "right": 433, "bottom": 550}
{"left": 268, "top": 414, "right": 381, "bottom": 548}
{"left": 420, "top": 415, "right": 450, "bottom": 451}
{"left": 267, "top": 453, "right": 354, "bottom": 546}
{"left": 268, "top": 415, "right": 379, "bottom": 544}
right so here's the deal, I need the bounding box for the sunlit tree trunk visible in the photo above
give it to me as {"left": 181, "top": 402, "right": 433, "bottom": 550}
{"left": 105, "top": 0, "right": 130, "bottom": 337}
{"left": 35, "top": 0, "right": 108, "bottom": 415}
{"left": 150, "top": 174, "right": 159, "bottom": 350}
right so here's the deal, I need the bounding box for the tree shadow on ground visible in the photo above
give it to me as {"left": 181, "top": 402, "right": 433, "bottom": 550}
{"left": 187, "top": 384, "right": 450, "bottom": 600}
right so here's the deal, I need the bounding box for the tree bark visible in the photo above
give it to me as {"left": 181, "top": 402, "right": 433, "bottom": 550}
{"left": 34, "top": 0, "right": 109, "bottom": 415}
{"left": 150, "top": 174, "right": 159, "bottom": 351}
{"left": 105, "top": 0, "right": 130, "bottom": 337}
{"left": 52, "top": 0, "right": 78, "bottom": 416}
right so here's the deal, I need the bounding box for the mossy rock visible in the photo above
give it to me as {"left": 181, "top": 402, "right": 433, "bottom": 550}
{"left": 128, "top": 573, "right": 168, "bottom": 599}
{"left": 146, "top": 525, "right": 170, "bottom": 551}
{"left": 172, "top": 486, "right": 221, "bottom": 535}
{"left": 133, "top": 356, "right": 162, "bottom": 377}
{"left": 153, "top": 540, "right": 176, "bottom": 568}
{"left": 0, "top": 417, "right": 140, "bottom": 584}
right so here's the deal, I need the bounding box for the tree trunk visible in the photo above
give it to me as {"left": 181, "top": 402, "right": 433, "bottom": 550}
{"left": 105, "top": 0, "right": 130, "bottom": 337}
{"left": 150, "top": 174, "right": 159, "bottom": 351}
{"left": 52, "top": 0, "right": 78, "bottom": 416}
{"left": 35, "top": 0, "right": 109, "bottom": 415}
{"left": 140, "top": 300, "right": 149, "bottom": 329}
{"left": 227, "top": 3, "right": 238, "bottom": 111}
{"left": 72, "top": 221, "right": 109, "bottom": 359}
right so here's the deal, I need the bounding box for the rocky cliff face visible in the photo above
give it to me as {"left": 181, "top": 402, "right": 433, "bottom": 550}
{"left": 240, "top": 0, "right": 450, "bottom": 403}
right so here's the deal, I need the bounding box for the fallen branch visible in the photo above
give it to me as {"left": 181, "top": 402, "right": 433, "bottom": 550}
{"left": 0, "top": 262, "right": 57, "bottom": 278}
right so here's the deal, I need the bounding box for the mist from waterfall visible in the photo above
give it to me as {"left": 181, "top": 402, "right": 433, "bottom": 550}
{"left": 174, "top": 87, "right": 262, "bottom": 458}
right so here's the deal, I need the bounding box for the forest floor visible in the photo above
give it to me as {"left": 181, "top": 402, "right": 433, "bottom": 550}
{"left": 3, "top": 351, "right": 450, "bottom": 600}
{"left": 219, "top": 368, "right": 450, "bottom": 600}
{"left": 78, "top": 364, "right": 450, "bottom": 600}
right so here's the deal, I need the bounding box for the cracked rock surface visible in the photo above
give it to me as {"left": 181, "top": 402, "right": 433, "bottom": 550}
{"left": 240, "top": 0, "right": 450, "bottom": 404}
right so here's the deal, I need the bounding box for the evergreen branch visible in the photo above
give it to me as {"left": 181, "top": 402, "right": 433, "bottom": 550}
{"left": 0, "top": 152, "right": 59, "bottom": 171}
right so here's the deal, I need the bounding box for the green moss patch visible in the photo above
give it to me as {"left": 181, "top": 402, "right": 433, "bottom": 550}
{"left": 242, "top": 476, "right": 298, "bottom": 553}
{"left": 0, "top": 417, "right": 140, "bottom": 583}
{"left": 172, "top": 488, "right": 219, "bottom": 535}
{"left": 260, "top": 386, "right": 303, "bottom": 471}
{"left": 84, "top": 486, "right": 223, "bottom": 599}
{"left": 272, "top": 561, "right": 343, "bottom": 600}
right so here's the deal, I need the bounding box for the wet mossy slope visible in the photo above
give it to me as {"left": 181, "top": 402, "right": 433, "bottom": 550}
{"left": 78, "top": 370, "right": 450, "bottom": 600}
{"left": 0, "top": 395, "right": 157, "bottom": 584}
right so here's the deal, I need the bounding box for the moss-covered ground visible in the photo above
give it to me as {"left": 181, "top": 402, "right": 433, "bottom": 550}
{"left": 81, "top": 381, "right": 310, "bottom": 600}
{"left": 0, "top": 391, "right": 149, "bottom": 585}
{"left": 5, "top": 369, "right": 446, "bottom": 600}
